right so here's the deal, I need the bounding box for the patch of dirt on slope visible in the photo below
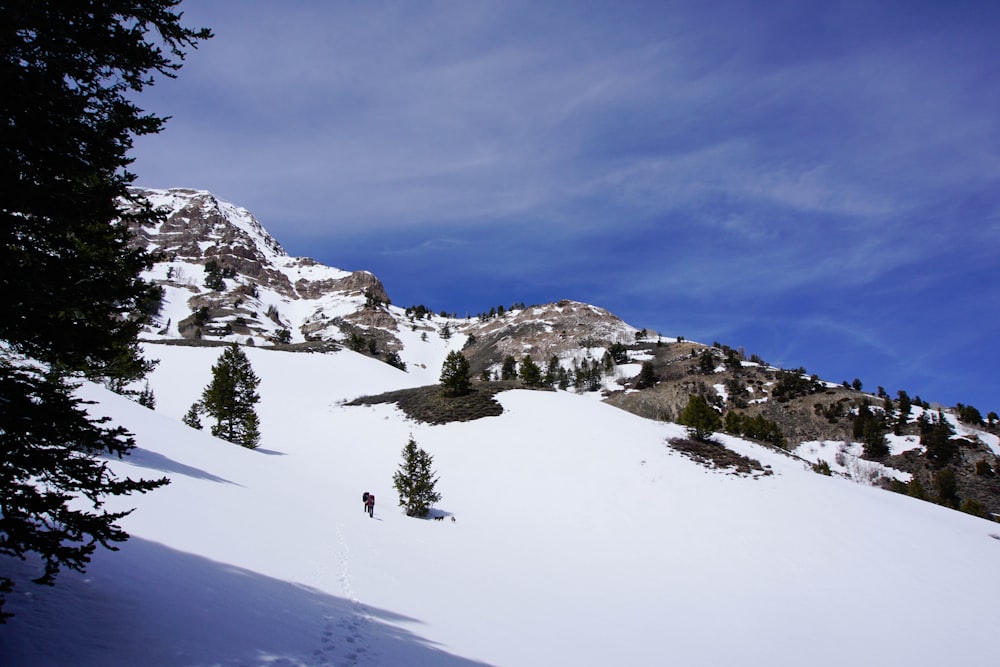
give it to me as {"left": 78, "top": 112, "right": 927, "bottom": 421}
{"left": 346, "top": 381, "right": 549, "bottom": 424}
{"left": 667, "top": 437, "right": 773, "bottom": 478}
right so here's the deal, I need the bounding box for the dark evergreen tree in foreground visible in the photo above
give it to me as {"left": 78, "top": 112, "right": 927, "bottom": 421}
{"left": 393, "top": 437, "right": 442, "bottom": 518}
{"left": 0, "top": 1, "right": 209, "bottom": 621}
{"left": 679, "top": 394, "right": 722, "bottom": 442}
{"left": 439, "top": 350, "right": 471, "bottom": 397}
{"left": 200, "top": 344, "right": 262, "bottom": 448}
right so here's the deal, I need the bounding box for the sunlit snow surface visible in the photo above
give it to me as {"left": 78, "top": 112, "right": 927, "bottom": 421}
{"left": 2, "top": 343, "right": 999, "bottom": 666}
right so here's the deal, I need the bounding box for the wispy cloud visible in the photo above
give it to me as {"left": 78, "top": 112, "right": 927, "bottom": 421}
{"left": 131, "top": 0, "right": 1000, "bottom": 409}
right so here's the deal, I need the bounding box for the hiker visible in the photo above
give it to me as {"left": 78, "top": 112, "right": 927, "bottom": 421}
{"left": 366, "top": 493, "right": 375, "bottom": 518}
{"left": 362, "top": 491, "right": 370, "bottom": 513}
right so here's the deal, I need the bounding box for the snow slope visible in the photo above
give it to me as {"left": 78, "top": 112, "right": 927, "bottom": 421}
{"left": 2, "top": 342, "right": 999, "bottom": 666}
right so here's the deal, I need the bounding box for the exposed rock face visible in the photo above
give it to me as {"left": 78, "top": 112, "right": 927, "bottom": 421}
{"left": 462, "top": 300, "right": 638, "bottom": 373}
{"left": 295, "top": 270, "right": 388, "bottom": 302}
{"left": 134, "top": 188, "right": 326, "bottom": 298}
{"left": 125, "top": 188, "right": 396, "bottom": 345}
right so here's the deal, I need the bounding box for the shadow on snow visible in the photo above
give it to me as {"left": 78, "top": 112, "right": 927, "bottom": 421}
{"left": 116, "top": 448, "right": 242, "bottom": 485}
{"left": 0, "top": 536, "right": 491, "bottom": 667}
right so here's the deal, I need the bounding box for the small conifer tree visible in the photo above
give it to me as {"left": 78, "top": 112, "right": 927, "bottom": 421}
{"left": 922, "top": 418, "right": 957, "bottom": 467}
{"left": 500, "top": 355, "right": 517, "bottom": 381}
{"left": 392, "top": 436, "right": 442, "bottom": 518}
{"left": 137, "top": 381, "right": 156, "bottom": 409}
{"left": 519, "top": 355, "right": 542, "bottom": 387}
{"left": 934, "top": 467, "right": 959, "bottom": 508}
{"left": 679, "top": 394, "right": 722, "bottom": 441}
{"left": 545, "top": 355, "right": 561, "bottom": 386}
{"left": 200, "top": 343, "right": 261, "bottom": 448}
{"left": 183, "top": 402, "right": 203, "bottom": 430}
{"left": 440, "top": 350, "right": 471, "bottom": 397}
{"left": 203, "top": 260, "right": 225, "bottom": 291}
{"left": 635, "top": 361, "right": 657, "bottom": 389}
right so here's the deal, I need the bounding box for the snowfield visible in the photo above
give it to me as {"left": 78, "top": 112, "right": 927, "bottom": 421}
{"left": 2, "top": 342, "right": 999, "bottom": 666}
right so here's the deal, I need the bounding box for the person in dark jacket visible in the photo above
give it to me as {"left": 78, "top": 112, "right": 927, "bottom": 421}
{"left": 362, "top": 491, "right": 370, "bottom": 513}
{"left": 365, "top": 493, "right": 375, "bottom": 518}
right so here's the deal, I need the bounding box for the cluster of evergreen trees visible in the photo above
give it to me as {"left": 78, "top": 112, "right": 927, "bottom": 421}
{"left": 852, "top": 402, "right": 890, "bottom": 459}
{"left": 442, "top": 346, "right": 643, "bottom": 395}
{"left": 724, "top": 411, "right": 786, "bottom": 448}
{"left": 204, "top": 259, "right": 236, "bottom": 291}
{"left": 404, "top": 304, "right": 434, "bottom": 320}
{"left": 771, "top": 369, "right": 823, "bottom": 402}
{"left": 676, "top": 394, "right": 788, "bottom": 448}
{"left": 889, "top": 460, "right": 989, "bottom": 519}
{"left": 956, "top": 402, "right": 998, "bottom": 427}
{"left": 492, "top": 352, "right": 636, "bottom": 391}
{"left": 474, "top": 302, "right": 527, "bottom": 321}
{"left": 363, "top": 288, "right": 389, "bottom": 309}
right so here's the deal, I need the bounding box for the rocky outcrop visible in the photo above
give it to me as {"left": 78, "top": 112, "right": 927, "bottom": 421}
{"left": 462, "top": 300, "right": 638, "bottom": 373}
{"left": 295, "top": 270, "right": 387, "bottom": 302}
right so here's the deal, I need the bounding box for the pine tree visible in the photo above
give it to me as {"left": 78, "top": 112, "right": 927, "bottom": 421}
{"left": 204, "top": 260, "right": 225, "bottom": 291}
{"left": 200, "top": 343, "right": 262, "bottom": 448}
{"left": 698, "top": 350, "right": 717, "bottom": 374}
{"left": 500, "top": 355, "right": 518, "bottom": 381}
{"left": 183, "top": 402, "right": 203, "bottom": 430}
{"left": 545, "top": 355, "right": 561, "bottom": 386}
{"left": 519, "top": 355, "right": 542, "bottom": 387}
{"left": 934, "top": 467, "right": 959, "bottom": 508}
{"left": 894, "top": 390, "right": 912, "bottom": 435}
{"left": 137, "top": 381, "right": 156, "bottom": 409}
{"left": 861, "top": 420, "right": 889, "bottom": 459}
{"left": 608, "top": 342, "right": 629, "bottom": 364}
{"left": 0, "top": 2, "right": 209, "bottom": 621}
{"left": 602, "top": 350, "right": 614, "bottom": 372}
{"left": 439, "top": 350, "right": 471, "bottom": 397}
{"left": 635, "top": 361, "right": 657, "bottom": 389}
{"left": 853, "top": 403, "right": 889, "bottom": 459}
{"left": 922, "top": 415, "right": 957, "bottom": 467}
{"left": 679, "top": 394, "right": 722, "bottom": 441}
{"left": 392, "top": 436, "right": 442, "bottom": 518}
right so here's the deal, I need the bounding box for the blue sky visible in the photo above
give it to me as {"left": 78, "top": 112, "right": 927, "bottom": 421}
{"left": 132, "top": 0, "right": 999, "bottom": 413}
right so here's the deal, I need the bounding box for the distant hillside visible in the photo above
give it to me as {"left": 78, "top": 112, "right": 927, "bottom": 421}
{"left": 126, "top": 188, "right": 1000, "bottom": 519}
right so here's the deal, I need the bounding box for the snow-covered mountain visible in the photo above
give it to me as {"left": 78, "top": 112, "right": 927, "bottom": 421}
{"left": 129, "top": 187, "right": 638, "bottom": 378}
{"left": 3, "top": 187, "right": 998, "bottom": 665}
